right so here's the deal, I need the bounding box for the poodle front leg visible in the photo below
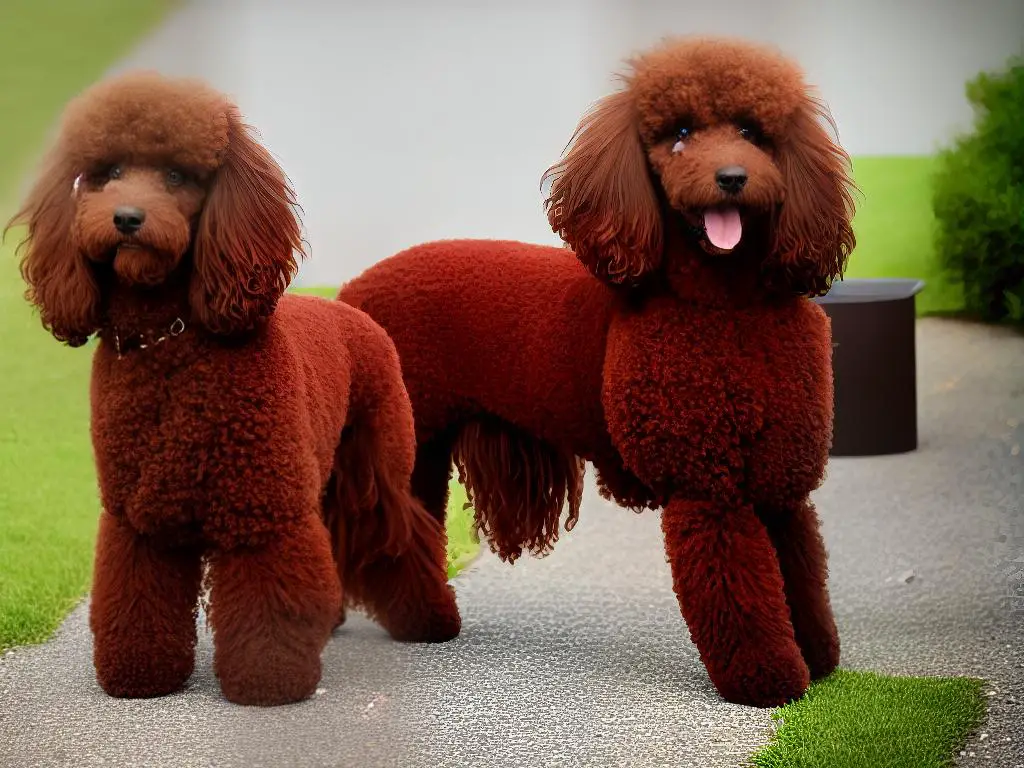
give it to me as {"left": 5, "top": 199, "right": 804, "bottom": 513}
{"left": 89, "top": 513, "right": 202, "bottom": 698}
{"left": 661, "top": 498, "right": 810, "bottom": 707}
{"left": 206, "top": 514, "right": 341, "bottom": 706}
{"left": 759, "top": 499, "right": 840, "bottom": 680}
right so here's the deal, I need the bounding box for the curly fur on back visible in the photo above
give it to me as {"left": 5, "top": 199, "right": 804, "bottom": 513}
{"left": 340, "top": 36, "right": 851, "bottom": 708}
{"left": 7, "top": 72, "right": 459, "bottom": 707}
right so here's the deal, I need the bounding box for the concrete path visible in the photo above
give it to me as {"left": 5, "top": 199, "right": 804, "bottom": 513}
{"left": 1, "top": 318, "right": 1022, "bottom": 768}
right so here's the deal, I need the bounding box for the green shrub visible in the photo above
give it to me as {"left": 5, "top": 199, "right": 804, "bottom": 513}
{"left": 932, "top": 55, "right": 1024, "bottom": 322}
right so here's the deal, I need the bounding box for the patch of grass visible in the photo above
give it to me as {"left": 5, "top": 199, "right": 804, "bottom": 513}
{"left": 445, "top": 482, "right": 479, "bottom": 578}
{"left": 0, "top": 234, "right": 98, "bottom": 651}
{"left": 752, "top": 669, "right": 986, "bottom": 768}
{"left": 0, "top": 0, "right": 175, "bottom": 652}
{"left": 0, "top": 0, "right": 177, "bottom": 204}
{"left": 847, "top": 156, "right": 963, "bottom": 315}
{"left": 292, "top": 286, "right": 338, "bottom": 298}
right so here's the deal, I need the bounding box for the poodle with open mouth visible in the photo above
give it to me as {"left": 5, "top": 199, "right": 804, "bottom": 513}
{"left": 8, "top": 72, "right": 460, "bottom": 706}
{"left": 339, "top": 37, "right": 856, "bottom": 707}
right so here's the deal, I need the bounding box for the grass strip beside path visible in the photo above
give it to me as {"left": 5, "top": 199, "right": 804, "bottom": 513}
{"left": 752, "top": 669, "right": 986, "bottom": 768}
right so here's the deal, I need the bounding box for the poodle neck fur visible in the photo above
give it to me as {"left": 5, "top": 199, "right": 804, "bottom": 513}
{"left": 661, "top": 214, "right": 768, "bottom": 308}
{"left": 100, "top": 267, "right": 192, "bottom": 352}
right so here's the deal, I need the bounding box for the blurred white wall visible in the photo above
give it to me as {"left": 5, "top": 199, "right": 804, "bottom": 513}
{"left": 625, "top": 0, "right": 1024, "bottom": 157}
{"left": 109, "top": 0, "right": 1024, "bottom": 286}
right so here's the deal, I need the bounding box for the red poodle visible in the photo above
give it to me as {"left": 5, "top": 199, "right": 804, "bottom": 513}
{"left": 339, "top": 37, "right": 856, "bottom": 707}
{"left": 8, "top": 72, "right": 460, "bottom": 706}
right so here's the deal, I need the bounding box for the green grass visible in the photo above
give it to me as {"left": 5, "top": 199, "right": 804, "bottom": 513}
{"left": 0, "top": 236, "right": 98, "bottom": 650}
{"left": 752, "top": 670, "right": 986, "bottom": 768}
{"left": 0, "top": 0, "right": 178, "bottom": 205}
{"left": 847, "top": 156, "right": 963, "bottom": 315}
{"left": 0, "top": 0, "right": 177, "bottom": 652}
{"left": 444, "top": 482, "right": 479, "bottom": 578}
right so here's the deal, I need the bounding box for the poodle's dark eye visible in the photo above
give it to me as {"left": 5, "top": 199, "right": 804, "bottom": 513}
{"left": 166, "top": 169, "right": 186, "bottom": 187}
{"left": 107, "top": 165, "right": 123, "bottom": 181}
{"left": 737, "top": 122, "right": 764, "bottom": 144}
{"left": 671, "top": 125, "right": 692, "bottom": 154}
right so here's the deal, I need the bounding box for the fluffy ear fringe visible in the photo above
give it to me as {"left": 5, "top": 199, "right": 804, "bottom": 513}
{"left": 5, "top": 151, "right": 101, "bottom": 346}
{"left": 766, "top": 94, "right": 857, "bottom": 296}
{"left": 190, "top": 112, "right": 305, "bottom": 334}
{"left": 541, "top": 89, "right": 662, "bottom": 284}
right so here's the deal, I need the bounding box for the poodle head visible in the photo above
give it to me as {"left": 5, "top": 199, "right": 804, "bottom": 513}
{"left": 6, "top": 72, "right": 303, "bottom": 346}
{"left": 542, "top": 37, "right": 856, "bottom": 296}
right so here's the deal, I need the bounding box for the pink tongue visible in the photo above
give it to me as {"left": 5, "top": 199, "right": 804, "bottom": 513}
{"left": 703, "top": 207, "right": 742, "bottom": 250}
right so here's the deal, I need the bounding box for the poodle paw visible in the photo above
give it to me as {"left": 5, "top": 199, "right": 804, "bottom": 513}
{"left": 709, "top": 642, "right": 811, "bottom": 708}
{"left": 386, "top": 587, "right": 462, "bottom": 643}
{"left": 94, "top": 649, "right": 193, "bottom": 699}
{"left": 217, "top": 658, "right": 322, "bottom": 706}
{"left": 801, "top": 633, "right": 840, "bottom": 681}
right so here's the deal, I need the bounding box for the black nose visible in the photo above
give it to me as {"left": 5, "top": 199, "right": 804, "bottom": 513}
{"left": 715, "top": 166, "right": 748, "bottom": 195}
{"left": 113, "top": 206, "right": 146, "bottom": 234}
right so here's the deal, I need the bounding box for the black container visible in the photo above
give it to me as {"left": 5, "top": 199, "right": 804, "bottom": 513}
{"left": 812, "top": 278, "right": 926, "bottom": 457}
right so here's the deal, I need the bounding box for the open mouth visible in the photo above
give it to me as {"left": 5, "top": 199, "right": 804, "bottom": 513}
{"left": 684, "top": 206, "right": 744, "bottom": 255}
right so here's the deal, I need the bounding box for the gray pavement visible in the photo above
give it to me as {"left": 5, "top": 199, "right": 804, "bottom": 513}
{"left": 1, "top": 317, "right": 1022, "bottom": 768}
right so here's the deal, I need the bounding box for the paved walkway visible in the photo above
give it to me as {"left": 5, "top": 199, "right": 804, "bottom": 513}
{"left": 1, "top": 318, "right": 1021, "bottom": 767}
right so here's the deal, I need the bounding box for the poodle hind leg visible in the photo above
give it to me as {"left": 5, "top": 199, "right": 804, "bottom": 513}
{"left": 411, "top": 428, "right": 457, "bottom": 526}
{"left": 759, "top": 499, "right": 840, "bottom": 680}
{"left": 89, "top": 513, "right": 202, "bottom": 698}
{"left": 347, "top": 488, "right": 461, "bottom": 643}
{"left": 206, "top": 514, "right": 341, "bottom": 706}
{"left": 661, "top": 498, "right": 810, "bottom": 707}
{"left": 339, "top": 423, "right": 460, "bottom": 644}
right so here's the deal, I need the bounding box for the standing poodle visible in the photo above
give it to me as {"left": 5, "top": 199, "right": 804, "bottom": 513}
{"left": 339, "top": 37, "right": 856, "bottom": 707}
{"left": 8, "top": 72, "right": 460, "bottom": 706}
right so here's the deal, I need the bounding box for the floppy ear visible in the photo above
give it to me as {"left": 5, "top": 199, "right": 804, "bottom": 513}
{"left": 541, "top": 89, "right": 662, "bottom": 284}
{"left": 768, "top": 95, "right": 857, "bottom": 296}
{"left": 5, "top": 152, "right": 101, "bottom": 347}
{"left": 190, "top": 111, "right": 303, "bottom": 335}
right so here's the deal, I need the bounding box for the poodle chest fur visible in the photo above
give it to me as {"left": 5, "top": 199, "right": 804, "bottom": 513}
{"left": 602, "top": 295, "right": 834, "bottom": 507}
{"left": 90, "top": 319, "right": 349, "bottom": 547}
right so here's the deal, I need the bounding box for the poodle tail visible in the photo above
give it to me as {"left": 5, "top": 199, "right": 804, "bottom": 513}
{"left": 323, "top": 424, "right": 447, "bottom": 598}
{"left": 324, "top": 422, "right": 459, "bottom": 641}
{"left": 452, "top": 416, "right": 585, "bottom": 563}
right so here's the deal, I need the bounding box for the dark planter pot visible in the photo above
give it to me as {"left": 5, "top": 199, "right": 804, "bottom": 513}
{"left": 812, "top": 278, "right": 926, "bottom": 457}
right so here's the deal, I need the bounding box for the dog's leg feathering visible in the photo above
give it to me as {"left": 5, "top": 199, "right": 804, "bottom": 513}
{"left": 453, "top": 416, "right": 585, "bottom": 563}
{"left": 89, "top": 513, "right": 203, "bottom": 698}
{"left": 661, "top": 498, "right": 811, "bottom": 707}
